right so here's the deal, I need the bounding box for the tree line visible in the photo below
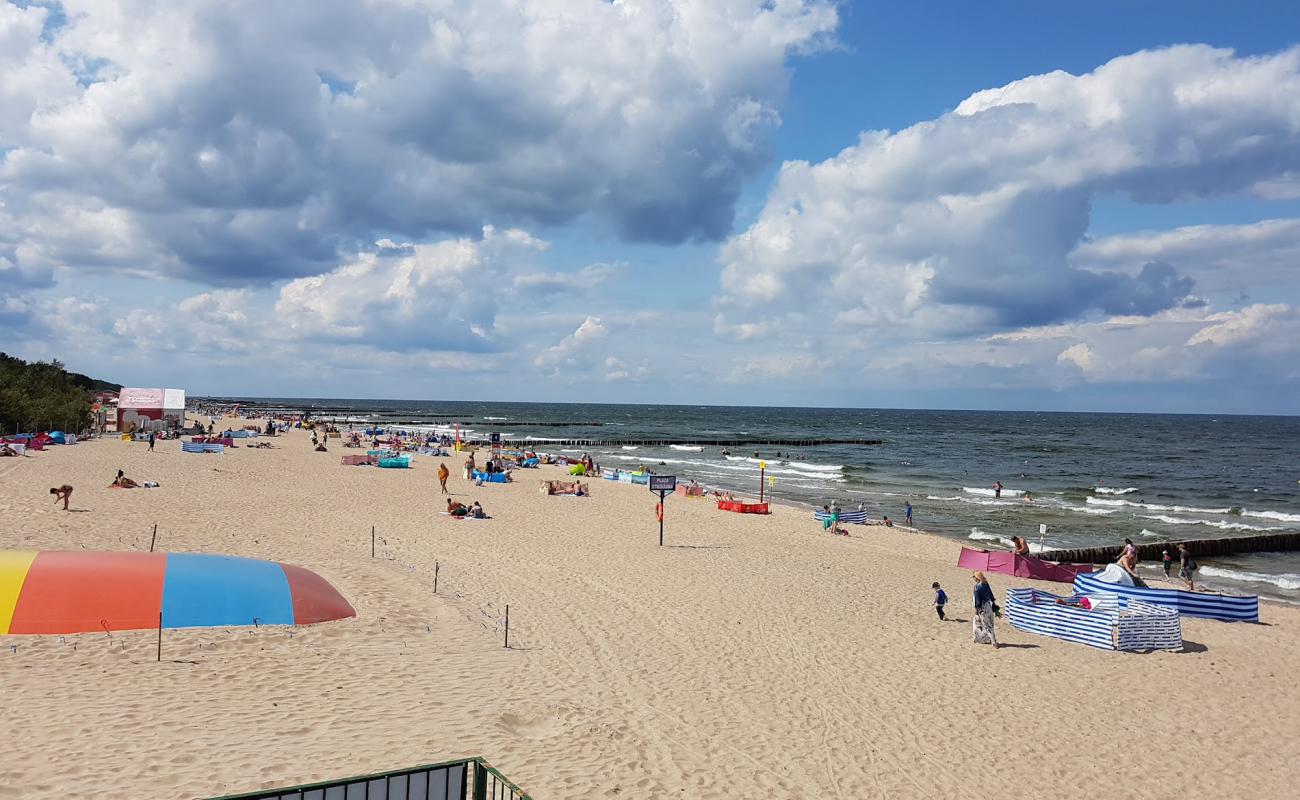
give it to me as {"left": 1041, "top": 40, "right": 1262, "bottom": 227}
{"left": 0, "top": 352, "right": 117, "bottom": 434}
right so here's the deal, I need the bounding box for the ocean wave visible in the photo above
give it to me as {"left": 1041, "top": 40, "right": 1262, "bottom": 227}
{"left": 928, "top": 494, "right": 1018, "bottom": 508}
{"left": 962, "top": 486, "right": 1024, "bottom": 497}
{"left": 1139, "top": 529, "right": 1164, "bottom": 537}
{"left": 1093, "top": 486, "right": 1139, "bottom": 495}
{"left": 483, "top": 416, "right": 510, "bottom": 421}
{"left": 1086, "top": 497, "right": 1234, "bottom": 514}
{"left": 1198, "top": 566, "right": 1300, "bottom": 591}
{"left": 1137, "top": 514, "right": 1282, "bottom": 532}
{"left": 607, "top": 454, "right": 844, "bottom": 482}
{"left": 724, "top": 454, "right": 844, "bottom": 472}
{"left": 669, "top": 445, "right": 704, "bottom": 452}
{"left": 967, "top": 528, "right": 1046, "bottom": 553}
{"left": 787, "top": 461, "right": 844, "bottom": 472}
{"left": 1241, "top": 509, "right": 1300, "bottom": 523}
{"left": 621, "top": 446, "right": 639, "bottom": 450}
{"left": 1074, "top": 506, "right": 1118, "bottom": 516}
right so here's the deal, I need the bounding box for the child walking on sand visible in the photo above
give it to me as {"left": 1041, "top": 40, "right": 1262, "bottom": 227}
{"left": 437, "top": 462, "right": 450, "bottom": 494}
{"left": 932, "top": 582, "right": 947, "bottom": 621}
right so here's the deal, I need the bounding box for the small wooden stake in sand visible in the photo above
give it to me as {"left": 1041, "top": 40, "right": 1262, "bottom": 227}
{"left": 434, "top": 561, "right": 439, "bottom": 594}
{"left": 504, "top": 604, "right": 510, "bottom": 649}
{"left": 156, "top": 612, "right": 162, "bottom": 662}
{"left": 149, "top": 523, "right": 158, "bottom": 553}
{"left": 371, "top": 525, "right": 376, "bottom": 558}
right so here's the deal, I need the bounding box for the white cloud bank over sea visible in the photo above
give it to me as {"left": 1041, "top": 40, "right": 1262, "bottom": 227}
{"left": 2, "top": 4, "right": 1299, "bottom": 410}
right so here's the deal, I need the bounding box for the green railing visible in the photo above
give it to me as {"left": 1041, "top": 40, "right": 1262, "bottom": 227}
{"left": 209, "top": 756, "right": 530, "bottom": 800}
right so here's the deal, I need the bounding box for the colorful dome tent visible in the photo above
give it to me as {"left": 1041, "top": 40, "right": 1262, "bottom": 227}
{"left": 0, "top": 551, "right": 355, "bottom": 634}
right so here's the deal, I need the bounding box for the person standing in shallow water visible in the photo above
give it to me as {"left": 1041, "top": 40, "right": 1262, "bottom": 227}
{"left": 993, "top": 480, "right": 1003, "bottom": 498}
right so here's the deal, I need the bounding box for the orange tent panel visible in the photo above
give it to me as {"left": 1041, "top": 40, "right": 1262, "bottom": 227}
{"left": 9, "top": 551, "right": 167, "bottom": 634}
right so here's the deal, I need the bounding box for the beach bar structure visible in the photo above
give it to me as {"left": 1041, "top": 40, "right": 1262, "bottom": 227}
{"left": 117, "top": 386, "right": 186, "bottom": 432}
{"left": 1074, "top": 571, "right": 1258, "bottom": 622}
{"left": 1005, "top": 588, "right": 1182, "bottom": 651}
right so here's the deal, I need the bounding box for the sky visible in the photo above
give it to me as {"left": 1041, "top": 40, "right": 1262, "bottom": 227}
{"left": 2, "top": 0, "right": 1300, "bottom": 414}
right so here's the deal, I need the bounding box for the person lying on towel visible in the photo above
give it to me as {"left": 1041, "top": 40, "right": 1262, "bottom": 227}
{"left": 110, "top": 470, "right": 140, "bottom": 489}
{"left": 447, "top": 499, "right": 469, "bottom": 517}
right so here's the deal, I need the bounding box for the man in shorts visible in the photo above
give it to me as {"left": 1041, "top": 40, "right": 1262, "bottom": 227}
{"left": 1178, "top": 543, "right": 1198, "bottom": 590}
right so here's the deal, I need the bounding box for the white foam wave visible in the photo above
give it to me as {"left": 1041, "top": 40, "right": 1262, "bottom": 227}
{"left": 1138, "top": 514, "right": 1281, "bottom": 532}
{"left": 929, "top": 494, "right": 1016, "bottom": 507}
{"left": 967, "top": 528, "right": 1045, "bottom": 553}
{"left": 607, "top": 454, "right": 844, "bottom": 482}
{"left": 787, "top": 461, "right": 844, "bottom": 472}
{"left": 1094, "top": 486, "right": 1139, "bottom": 494}
{"left": 1074, "top": 506, "right": 1118, "bottom": 516}
{"left": 962, "top": 486, "right": 1023, "bottom": 497}
{"left": 1198, "top": 567, "right": 1300, "bottom": 591}
{"left": 1086, "top": 497, "right": 1233, "bottom": 514}
{"left": 483, "top": 416, "right": 510, "bottom": 421}
{"left": 670, "top": 445, "right": 704, "bottom": 452}
{"left": 1241, "top": 509, "right": 1300, "bottom": 523}
{"left": 621, "top": 446, "right": 639, "bottom": 450}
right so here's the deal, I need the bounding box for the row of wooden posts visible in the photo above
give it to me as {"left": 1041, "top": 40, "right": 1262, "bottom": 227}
{"left": 372, "top": 526, "right": 509, "bottom": 649}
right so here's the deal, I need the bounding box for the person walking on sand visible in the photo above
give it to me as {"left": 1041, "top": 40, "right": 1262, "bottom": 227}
{"left": 50, "top": 485, "right": 73, "bottom": 511}
{"left": 1179, "top": 544, "right": 1198, "bottom": 591}
{"left": 147, "top": 429, "right": 155, "bottom": 452}
{"left": 932, "top": 582, "right": 948, "bottom": 621}
{"left": 905, "top": 501, "right": 913, "bottom": 527}
{"left": 971, "top": 571, "right": 1000, "bottom": 648}
{"left": 437, "top": 462, "right": 450, "bottom": 494}
{"left": 1162, "top": 548, "right": 1173, "bottom": 580}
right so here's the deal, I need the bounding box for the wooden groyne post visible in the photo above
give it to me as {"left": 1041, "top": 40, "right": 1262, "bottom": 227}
{"left": 1038, "top": 531, "right": 1300, "bottom": 564}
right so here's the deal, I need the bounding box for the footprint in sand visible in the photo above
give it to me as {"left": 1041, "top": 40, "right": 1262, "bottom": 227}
{"left": 497, "top": 711, "right": 563, "bottom": 740}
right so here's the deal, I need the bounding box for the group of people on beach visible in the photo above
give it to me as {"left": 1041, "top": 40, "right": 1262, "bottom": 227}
{"left": 931, "top": 572, "right": 1002, "bottom": 648}
{"left": 1118, "top": 538, "right": 1198, "bottom": 590}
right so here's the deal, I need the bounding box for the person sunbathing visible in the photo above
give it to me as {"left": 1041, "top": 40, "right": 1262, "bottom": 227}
{"left": 470, "top": 501, "right": 487, "bottom": 519}
{"left": 110, "top": 470, "right": 140, "bottom": 489}
{"left": 0, "top": 443, "right": 17, "bottom": 457}
{"left": 447, "top": 499, "right": 469, "bottom": 517}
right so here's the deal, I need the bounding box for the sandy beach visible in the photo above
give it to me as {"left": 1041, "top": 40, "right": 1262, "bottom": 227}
{"left": 2, "top": 427, "right": 1299, "bottom": 799}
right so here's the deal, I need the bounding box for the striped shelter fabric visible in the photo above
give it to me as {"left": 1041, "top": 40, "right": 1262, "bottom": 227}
{"left": 203, "top": 443, "right": 225, "bottom": 453}
{"left": 0, "top": 551, "right": 355, "bottom": 634}
{"left": 1005, "top": 588, "right": 1182, "bottom": 652}
{"left": 813, "top": 510, "right": 870, "bottom": 525}
{"left": 1074, "top": 572, "right": 1258, "bottom": 622}
{"left": 181, "top": 441, "right": 206, "bottom": 453}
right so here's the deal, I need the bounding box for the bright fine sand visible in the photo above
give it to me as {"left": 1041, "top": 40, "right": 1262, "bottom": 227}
{"left": 2, "top": 429, "right": 1299, "bottom": 799}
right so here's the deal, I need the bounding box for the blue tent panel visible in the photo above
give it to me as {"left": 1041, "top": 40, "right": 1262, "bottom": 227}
{"left": 161, "top": 553, "right": 294, "bottom": 628}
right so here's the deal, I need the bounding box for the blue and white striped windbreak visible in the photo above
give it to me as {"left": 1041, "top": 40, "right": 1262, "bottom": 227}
{"left": 1005, "top": 588, "right": 1182, "bottom": 652}
{"left": 813, "top": 510, "right": 870, "bottom": 525}
{"left": 1074, "top": 572, "right": 1258, "bottom": 622}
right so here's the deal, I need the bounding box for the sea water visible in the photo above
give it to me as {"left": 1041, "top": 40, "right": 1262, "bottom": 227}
{"left": 222, "top": 399, "right": 1300, "bottom": 602}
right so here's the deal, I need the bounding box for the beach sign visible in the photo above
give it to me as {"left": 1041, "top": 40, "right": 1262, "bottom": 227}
{"left": 1039, "top": 524, "right": 1048, "bottom": 535}
{"left": 649, "top": 475, "right": 677, "bottom": 493}
{"left": 649, "top": 476, "right": 676, "bottom": 546}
